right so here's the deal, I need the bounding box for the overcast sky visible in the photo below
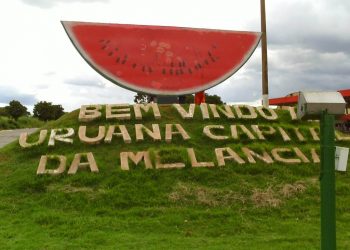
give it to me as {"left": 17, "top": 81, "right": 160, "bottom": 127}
{"left": 1, "top": 0, "right": 349, "bottom": 111}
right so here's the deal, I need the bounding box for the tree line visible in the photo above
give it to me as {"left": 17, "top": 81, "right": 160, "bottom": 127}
{"left": 0, "top": 100, "right": 65, "bottom": 121}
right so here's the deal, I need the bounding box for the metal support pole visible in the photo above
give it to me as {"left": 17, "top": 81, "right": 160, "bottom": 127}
{"left": 260, "top": 0, "right": 269, "bottom": 108}
{"left": 320, "top": 111, "right": 336, "bottom": 250}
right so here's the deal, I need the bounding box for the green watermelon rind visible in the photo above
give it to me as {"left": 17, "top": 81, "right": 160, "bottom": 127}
{"left": 61, "top": 21, "right": 261, "bottom": 96}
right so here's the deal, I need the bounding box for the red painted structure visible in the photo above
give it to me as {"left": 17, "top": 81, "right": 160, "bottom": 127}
{"left": 268, "top": 95, "right": 298, "bottom": 106}
{"left": 62, "top": 21, "right": 261, "bottom": 96}
{"left": 194, "top": 91, "right": 206, "bottom": 104}
{"left": 338, "top": 89, "right": 350, "bottom": 99}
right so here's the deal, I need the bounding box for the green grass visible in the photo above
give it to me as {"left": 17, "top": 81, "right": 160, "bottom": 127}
{"left": 0, "top": 105, "right": 349, "bottom": 249}
{"left": 0, "top": 116, "right": 44, "bottom": 130}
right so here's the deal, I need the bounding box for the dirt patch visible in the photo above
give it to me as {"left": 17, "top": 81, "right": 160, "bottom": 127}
{"left": 168, "top": 182, "right": 245, "bottom": 207}
{"left": 48, "top": 184, "right": 106, "bottom": 194}
{"left": 169, "top": 180, "right": 314, "bottom": 208}
{"left": 251, "top": 181, "right": 310, "bottom": 208}
{"left": 280, "top": 181, "right": 306, "bottom": 198}
{"left": 0, "top": 153, "right": 9, "bottom": 162}
{"left": 251, "top": 186, "right": 282, "bottom": 208}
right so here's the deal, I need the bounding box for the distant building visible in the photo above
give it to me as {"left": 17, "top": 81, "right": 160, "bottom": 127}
{"left": 269, "top": 89, "right": 350, "bottom": 107}
{"left": 269, "top": 89, "right": 350, "bottom": 133}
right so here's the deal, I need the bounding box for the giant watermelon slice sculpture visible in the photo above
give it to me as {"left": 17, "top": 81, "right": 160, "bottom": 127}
{"left": 62, "top": 21, "right": 261, "bottom": 95}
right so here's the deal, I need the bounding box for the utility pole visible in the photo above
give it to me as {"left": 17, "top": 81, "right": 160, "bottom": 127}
{"left": 260, "top": 0, "right": 269, "bottom": 108}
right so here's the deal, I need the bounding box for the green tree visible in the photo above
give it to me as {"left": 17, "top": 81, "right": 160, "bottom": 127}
{"left": 183, "top": 94, "right": 194, "bottom": 103}
{"left": 5, "top": 100, "right": 28, "bottom": 120}
{"left": 33, "top": 101, "right": 65, "bottom": 121}
{"left": 205, "top": 94, "right": 224, "bottom": 104}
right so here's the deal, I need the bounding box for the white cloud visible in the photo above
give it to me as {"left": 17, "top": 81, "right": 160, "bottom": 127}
{"left": 21, "top": 0, "right": 109, "bottom": 9}
{"left": 0, "top": 87, "right": 37, "bottom": 105}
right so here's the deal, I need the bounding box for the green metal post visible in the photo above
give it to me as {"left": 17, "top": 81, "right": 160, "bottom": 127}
{"left": 320, "top": 111, "right": 336, "bottom": 250}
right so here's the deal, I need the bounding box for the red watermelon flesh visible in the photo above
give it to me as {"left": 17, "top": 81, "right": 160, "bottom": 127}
{"left": 62, "top": 21, "right": 261, "bottom": 95}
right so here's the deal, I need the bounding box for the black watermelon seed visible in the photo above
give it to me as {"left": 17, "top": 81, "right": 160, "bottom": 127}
{"left": 204, "top": 59, "right": 209, "bottom": 65}
{"left": 197, "top": 63, "right": 202, "bottom": 69}
{"left": 142, "top": 66, "right": 145, "bottom": 72}
{"left": 121, "top": 55, "right": 128, "bottom": 64}
{"left": 188, "top": 68, "right": 193, "bottom": 74}
{"left": 194, "top": 65, "right": 199, "bottom": 70}
{"left": 162, "top": 69, "right": 166, "bottom": 74}
{"left": 209, "top": 51, "right": 216, "bottom": 62}
{"left": 108, "top": 52, "right": 113, "bottom": 56}
{"left": 115, "top": 48, "right": 119, "bottom": 51}
{"left": 170, "top": 69, "right": 173, "bottom": 75}
{"left": 132, "top": 63, "right": 137, "bottom": 69}
{"left": 116, "top": 57, "right": 120, "bottom": 63}
{"left": 182, "top": 61, "right": 186, "bottom": 67}
{"left": 149, "top": 67, "right": 153, "bottom": 73}
{"left": 101, "top": 45, "right": 107, "bottom": 50}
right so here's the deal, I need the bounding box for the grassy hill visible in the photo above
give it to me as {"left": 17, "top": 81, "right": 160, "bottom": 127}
{"left": 0, "top": 104, "right": 349, "bottom": 249}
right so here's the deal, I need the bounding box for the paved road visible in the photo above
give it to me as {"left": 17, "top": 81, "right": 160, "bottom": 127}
{"left": 0, "top": 128, "right": 38, "bottom": 148}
